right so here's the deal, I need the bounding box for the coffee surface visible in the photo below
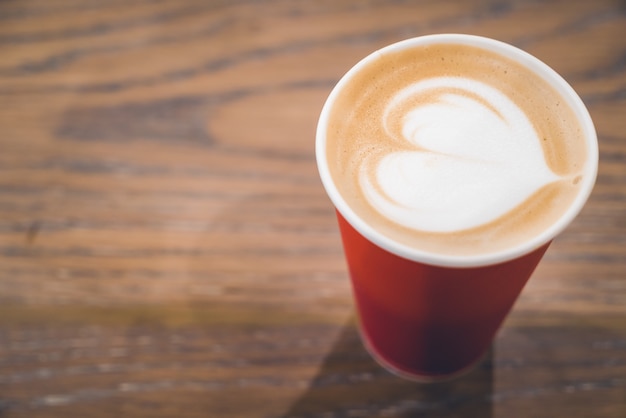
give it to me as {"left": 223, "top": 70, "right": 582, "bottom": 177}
{"left": 325, "top": 42, "right": 588, "bottom": 256}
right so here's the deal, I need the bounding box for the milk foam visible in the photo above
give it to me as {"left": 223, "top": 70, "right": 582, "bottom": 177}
{"left": 322, "top": 39, "right": 591, "bottom": 260}
{"left": 360, "top": 77, "right": 559, "bottom": 232}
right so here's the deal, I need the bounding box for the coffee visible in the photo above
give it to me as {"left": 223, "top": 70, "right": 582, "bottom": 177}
{"left": 321, "top": 38, "right": 589, "bottom": 258}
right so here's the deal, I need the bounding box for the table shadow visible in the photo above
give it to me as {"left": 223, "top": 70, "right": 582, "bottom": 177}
{"left": 283, "top": 317, "right": 493, "bottom": 418}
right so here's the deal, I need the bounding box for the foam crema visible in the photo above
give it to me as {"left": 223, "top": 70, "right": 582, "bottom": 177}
{"left": 321, "top": 37, "right": 592, "bottom": 260}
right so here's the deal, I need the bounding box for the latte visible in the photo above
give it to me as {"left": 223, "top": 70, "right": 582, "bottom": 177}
{"left": 317, "top": 35, "right": 595, "bottom": 262}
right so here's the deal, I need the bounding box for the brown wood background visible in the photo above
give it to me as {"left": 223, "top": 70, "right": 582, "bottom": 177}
{"left": 0, "top": 0, "right": 624, "bottom": 417}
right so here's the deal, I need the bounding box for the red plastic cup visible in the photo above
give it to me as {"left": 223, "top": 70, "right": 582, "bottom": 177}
{"left": 316, "top": 35, "right": 598, "bottom": 381}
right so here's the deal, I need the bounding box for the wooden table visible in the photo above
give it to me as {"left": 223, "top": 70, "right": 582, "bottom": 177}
{"left": 0, "top": 1, "right": 624, "bottom": 417}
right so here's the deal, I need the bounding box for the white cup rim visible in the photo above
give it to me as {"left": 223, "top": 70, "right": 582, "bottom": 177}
{"left": 316, "top": 34, "right": 598, "bottom": 268}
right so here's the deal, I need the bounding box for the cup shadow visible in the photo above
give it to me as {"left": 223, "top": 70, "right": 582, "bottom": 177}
{"left": 283, "top": 316, "right": 494, "bottom": 418}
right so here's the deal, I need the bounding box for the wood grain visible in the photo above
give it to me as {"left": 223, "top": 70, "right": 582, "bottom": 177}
{"left": 0, "top": 0, "right": 624, "bottom": 417}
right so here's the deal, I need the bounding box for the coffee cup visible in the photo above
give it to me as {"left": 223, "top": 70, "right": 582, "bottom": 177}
{"left": 316, "top": 34, "right": 598, "bottom": 380}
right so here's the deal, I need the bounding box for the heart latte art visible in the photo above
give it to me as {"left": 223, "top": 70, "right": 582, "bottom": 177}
{"left": 324, "top": 42, "right": 588, "bottom": 256}
{"left": 361, "top": 77, "right": 558, "bottom": 232}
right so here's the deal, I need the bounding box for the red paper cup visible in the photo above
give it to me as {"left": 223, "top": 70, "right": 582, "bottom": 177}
{"left": 316, "top": 35, "right": 598, "bottom": 381}
{"left": 337, "top": 211, "right": 549, "bottom": 380}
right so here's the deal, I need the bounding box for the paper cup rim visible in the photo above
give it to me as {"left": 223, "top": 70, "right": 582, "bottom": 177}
{"left": 316, "top": 34, "right": 598, "bottom": 268}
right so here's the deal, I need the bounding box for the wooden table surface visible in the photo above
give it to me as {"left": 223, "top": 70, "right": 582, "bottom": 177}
{"left": 0, "top": 1, "right": 624, "bottom": 417}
